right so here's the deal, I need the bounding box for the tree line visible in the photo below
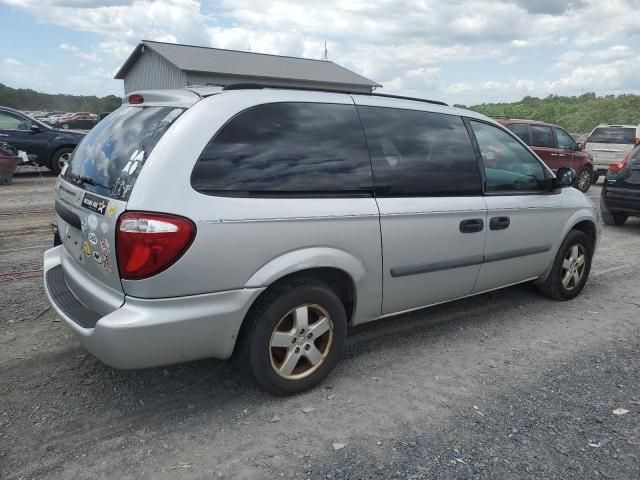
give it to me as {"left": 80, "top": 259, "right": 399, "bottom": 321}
{"left": 457, "top": 92, "right": 640, "bottom": 134}
{"left": 0, "top": 83, "right": 122, "bottom": 114}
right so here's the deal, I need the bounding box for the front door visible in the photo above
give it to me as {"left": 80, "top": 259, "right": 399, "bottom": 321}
{"left": 355, "top": 102, "right": 487, "bottom": 314}
{"left": 554, "top": 127, "right": 576, "bottom": 169}
{"left": 468, "top": 120, "right": 570, "bottom": 292}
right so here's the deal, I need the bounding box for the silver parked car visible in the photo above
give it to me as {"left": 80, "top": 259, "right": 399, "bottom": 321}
{"left": 44, "top": 86, "right": 600, "bottom": 395}
{"left": 585, "top": 124, "right": 640, "bottom": 183}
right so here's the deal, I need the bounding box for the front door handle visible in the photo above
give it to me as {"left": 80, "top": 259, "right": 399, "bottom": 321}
{"left": 490, "top": 216, "right": 510, "bottom": 230}
{"left": 459, "top": 218, "right": 484, "bottom": 233}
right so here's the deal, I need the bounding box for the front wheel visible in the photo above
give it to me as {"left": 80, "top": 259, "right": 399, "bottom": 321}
{"left": 574, "top": 167, "right": 593, "bottom": 192}
{"left": 236, "top": 278, "right": 347, "bottom": 396}
{"left": 537, "top": 230, "right": 593, "bottom": 301}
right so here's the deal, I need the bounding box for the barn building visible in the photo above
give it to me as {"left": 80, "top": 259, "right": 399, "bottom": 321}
{"left": 115, "top": 40, "right": 380, "bottom": 94}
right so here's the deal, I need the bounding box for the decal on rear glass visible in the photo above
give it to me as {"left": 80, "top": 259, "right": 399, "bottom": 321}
{"left": 100, "top": 221, "right": 109, "bottom": 234}
{"left": 81, "top": 193, "right": 107, "bottom": 215}
{"left": 92, "top": 251, "right": 102, "bottom": 264}
{"left": 82, "top": 241, "right": 92, "bottom": 257}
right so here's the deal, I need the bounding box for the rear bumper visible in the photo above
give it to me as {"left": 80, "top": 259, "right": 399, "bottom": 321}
{"left": 43, "top": 246, "right": 264, "bottom": 369}
{"left": 601, "top": 195, "right": 640, "bottom": 215}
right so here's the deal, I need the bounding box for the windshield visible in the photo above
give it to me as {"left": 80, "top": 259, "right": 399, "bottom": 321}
{"left": 589, "top": 127, "right": 636, "bottom": 144}
{"left": 63, "top": 105, "right": 184, "bottom": 200}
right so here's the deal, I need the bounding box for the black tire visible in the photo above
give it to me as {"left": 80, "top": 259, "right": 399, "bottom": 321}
{"left": 574, "top": 167, "right": 593, "bottom": 192}
{"left": 51, "top": 147, "right": 73, "bottom": 175}
{"left": 601, "top": 210, "right": 628, "bottom": 226}
{"left": 537, "top": 230, "right": 593, "bottom": 301}
{"left": 235, "top": 278, "right": 347, "bottom": 396}
{"left": 592, "top": 172, "right": 600, "bottom": 185}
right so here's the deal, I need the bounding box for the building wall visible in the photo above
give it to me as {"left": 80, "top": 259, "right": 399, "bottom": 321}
{"left": 185, "top": 71, "right": 373, "bottom": 93}
{"left": 123, "top": 49, "right": 186, "bottom": 93}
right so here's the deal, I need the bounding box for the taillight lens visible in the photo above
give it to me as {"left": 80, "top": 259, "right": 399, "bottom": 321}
{"left": 128, "top": 94, "right": 144, "bottom": 104}
{"left": 608, "top": 153, "right": 629, "bottom": 173}
{"left": 116, "top": 212, "right": 196, "bottom": 280}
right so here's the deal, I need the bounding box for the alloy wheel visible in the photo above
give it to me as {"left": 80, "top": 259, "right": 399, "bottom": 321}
{"left": 58, "top": 152, "right": 71, "bottom": 172}
{"left": 269, "top": 304, "right": 334, "bottom": 380}
{"left": 576, "top": 170, "right": 591, "bottom": 192}
{"left": 561, "top": 244, "right": 586, "bottom": 290}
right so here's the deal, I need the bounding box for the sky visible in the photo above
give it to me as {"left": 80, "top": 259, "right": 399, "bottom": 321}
{"left": 0, "top": 0, "right": 639, "bottom": 105}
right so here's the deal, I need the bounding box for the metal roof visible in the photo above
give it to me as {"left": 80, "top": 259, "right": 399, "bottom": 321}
{"left": 115, "top": 40, "right": 380, "bottom": 88}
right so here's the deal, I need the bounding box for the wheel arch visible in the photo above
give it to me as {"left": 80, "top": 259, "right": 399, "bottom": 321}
{"left": 244, "top": 247, "right": 364, "bottom": 324}
{"left": 49, "top": 144, "right": 77, "bottom": 168}
{"left": 535, "top": 211, "right": 598, "bottom": 284}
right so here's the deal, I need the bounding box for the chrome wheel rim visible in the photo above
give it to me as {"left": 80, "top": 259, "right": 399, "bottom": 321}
{"left": 58, "top": 152, "right": 71, "bottom": 171}
{"left": 561, "top": 244, "right": 586, "bottom": 290}
{"left": 269, "top": 304, "right": 334, "bottom": 380}
{"left": 577, "top": 171, "right": 591, "bottom": 191}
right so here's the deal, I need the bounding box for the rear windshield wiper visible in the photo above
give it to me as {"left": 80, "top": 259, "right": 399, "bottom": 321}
{"left": 69, "top": 174, "right": 110, "bottom": 191}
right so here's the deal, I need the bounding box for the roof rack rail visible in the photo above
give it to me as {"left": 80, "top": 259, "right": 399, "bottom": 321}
{"left": 221, "top": 83, "right": 447, "bottom": 107}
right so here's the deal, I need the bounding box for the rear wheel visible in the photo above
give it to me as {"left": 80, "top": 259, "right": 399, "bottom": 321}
{"left": 537, "top": 230, "right": 592, "bottom": 301}
{"left": 51, "top": 147, "right": 73, "bottom": 175}
{"left": 602, "top": 210, "right": 628, "bottom": 226}
{"left": 236, "top": 278, "right": 347, "bottom": 395}
{"left": 574, "top": 167, "right": 593, "bottom": 192}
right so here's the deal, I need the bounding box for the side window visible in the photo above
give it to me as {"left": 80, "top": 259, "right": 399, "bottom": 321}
{"left": 555, "top": 128, "right": 575, "bottom": 150}
{"left": 0, "top": 112, "right": 29, "bottom": 130}
{"left": 357, "top": 106, "right": 482, "bottom": 196}
{"left": 506, "top": 124, "right": 530, "bottom": 144}
{"left": 530, "top": 125, "right": 556, "bottom": 148}
{"left": 191, "top": 103, "right": 373, "bottom": 195}
{"left": 470, "top": 121, "right": 548, "bottom": 193}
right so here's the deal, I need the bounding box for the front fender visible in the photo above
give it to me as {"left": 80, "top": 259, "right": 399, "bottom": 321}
{"left": 535, "top": 205, "right": 600, "bottom": 284}
{"left": 245, "top": 247, "right": 366, "bottom": 288}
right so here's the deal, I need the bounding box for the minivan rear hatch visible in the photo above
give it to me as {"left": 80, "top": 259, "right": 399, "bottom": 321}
{"left": 55, "top": 104, "right": 186, "bottom": 295}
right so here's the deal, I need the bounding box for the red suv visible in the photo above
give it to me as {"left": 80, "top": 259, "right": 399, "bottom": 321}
{"left": 498, "top": 119, "right": 594, "bottom": 192}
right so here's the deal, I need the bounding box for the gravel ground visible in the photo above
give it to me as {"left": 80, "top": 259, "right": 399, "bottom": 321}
{"left": 1, "top": 175, "right": 638, "bottom": 479}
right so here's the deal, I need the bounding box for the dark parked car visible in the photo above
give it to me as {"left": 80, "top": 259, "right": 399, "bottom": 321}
{"left": 54, "top": 112, "right": 100, "bottom": 130}
{"left": 0, "top": 106, "right": 84, "bottom": 174}
{"left": 498, "top": 119, "right": 595, "bottom": 192}
{"left": 601, "top": 144, "right": 640, "bottom": 226}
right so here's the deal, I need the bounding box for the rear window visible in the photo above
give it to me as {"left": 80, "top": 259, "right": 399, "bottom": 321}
{"left": 589, "top": 127, "right": 636, "bottom": 144}
{"left": 506, "top": 124, "right": 530, "bottom": 144}
{"left": 63, "top": 105, "right": 184, "bottom": 200}
{"left": 191, "top": 102, "right": 373, "bottom": 195}
{"left": 530, "top": 125, "right": 555, "bottom": 148}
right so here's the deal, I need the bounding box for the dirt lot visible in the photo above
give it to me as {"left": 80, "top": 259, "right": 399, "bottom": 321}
{"left": 1, "top": 173, "right": 639, "bottom": 479}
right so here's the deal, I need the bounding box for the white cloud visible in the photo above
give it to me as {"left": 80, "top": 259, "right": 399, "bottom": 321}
{"left": 0, "top": 58, "right": 53, "bottom": 91}
{"left": 2, "top": 0, "right": 640, "bottom": 102}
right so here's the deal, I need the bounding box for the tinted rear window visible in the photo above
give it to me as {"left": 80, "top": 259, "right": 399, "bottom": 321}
{"left": 191, "top": 102, "right": 373, "bottom": 195}
{"left": 506, "top": 124, "right": 530, "bottom": 144}
{"left": 64, "top": 106, "right": 184, "bottom": 200}
{"left": 589, "top": 127, "right": 636, "bottom": 144}
{"left": 357, "top": 106, "right": 481, "bottom": 196}
{"left": 530, "top": 125, "right": 555, "bottom": 148}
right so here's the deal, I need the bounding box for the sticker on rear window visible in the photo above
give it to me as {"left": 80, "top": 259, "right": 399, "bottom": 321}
{"left": 81, "top": 193, "right": 108, "bottom": 215}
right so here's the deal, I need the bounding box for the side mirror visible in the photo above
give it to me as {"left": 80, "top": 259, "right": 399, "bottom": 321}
{"left": 30, "top": 125, "right": 41, "bottom": 133}
{"left": 575, "top": 142, "right": 583, "bottom": 151}
{"left": 555, "top": 167, "right": 576, "bottom": 189}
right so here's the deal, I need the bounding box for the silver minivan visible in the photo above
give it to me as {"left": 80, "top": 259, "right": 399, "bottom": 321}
{"left": 44, "top": 86, "right": 600, "bottom": 395}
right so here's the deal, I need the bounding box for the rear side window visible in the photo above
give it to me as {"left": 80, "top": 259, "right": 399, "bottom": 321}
{"left": 64, "top": 106, "right": 184, "bottom": 200}
{"left": 530, "top": 125, "right": 556, "bottom": 148}
{"left": 589, "top": 127, "right": 636, "bottom": 144}
{"left": 506, "top": 124, "right": 530, "bottom": 144}
{"left": 357, "top": 106, "right": 481, "bottom": 196}
{"left": 191, "top": 103, "right": 373, "bottom": 195}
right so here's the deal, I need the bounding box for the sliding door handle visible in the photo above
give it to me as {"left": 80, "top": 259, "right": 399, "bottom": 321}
{"left": 490, "top": 216, "right": 510, "bottom": 230}
{"left": 459, "top": 218, "right": 484, "bottom": 233}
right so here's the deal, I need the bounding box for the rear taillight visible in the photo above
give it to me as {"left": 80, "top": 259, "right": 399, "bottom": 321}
{"left": 635, "top": 137, "right": 640, "bottom": 145}
{"left": 116, "top": 212, "right": 196, "bottom": 280}
{"left": 583, "top": 137, "right": 589, "bottom": 149}
{"left": 128, "top": 94, "right": 144, "bottom": 104}
{"left": 608, "top": 153, "right": 629, "bottom": 173}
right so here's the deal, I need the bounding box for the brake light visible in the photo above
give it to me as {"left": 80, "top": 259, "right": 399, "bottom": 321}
{"left": 635, "top": 137, "right": 640, "bottom": 145}
{"left": 583, "top": 137, "right": 588, "bottom": 149}
{"left": 608, "top": 153, "right": 629, "bottom": 173}
{"left": 128, "top": 94, "right": 144, "bottom": 104}
{"left": 116, "top": 212, "right": 196, "bottom": 280}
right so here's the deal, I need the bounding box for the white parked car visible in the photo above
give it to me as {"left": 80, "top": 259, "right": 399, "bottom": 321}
{"left": 585, "top": 124, "right": 640, "bottom": 183}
